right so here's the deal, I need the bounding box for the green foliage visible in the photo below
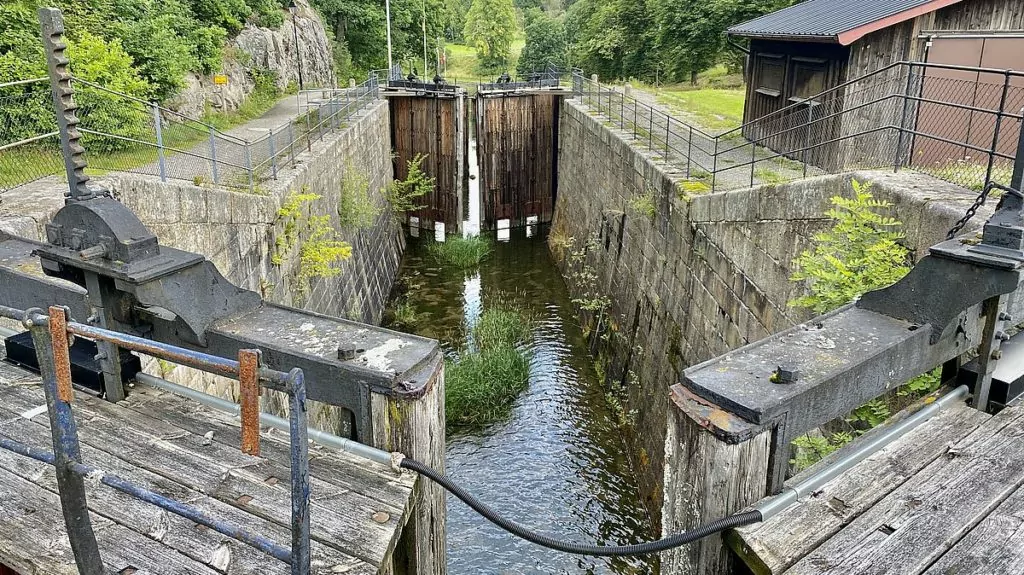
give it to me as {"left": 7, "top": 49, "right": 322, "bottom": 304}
{"left": 310, "top": 0, "right": 464, "bottom": 77}
{"left": 628, "top": 190, "right": 656, "bottom": 219}
{"left": 655, "top": 87, "right": 745, "bottom": 131}
{"left": 445, "top": 343, "right": 531, "bottom": 428}
{"left": 337, "top": 163, "right": 381, "bottom": 230}
{"left": 516, "top": 9, "right": 566, "bottom": 76}
{"left": 899, "top": 368, "right": 942, "bottom": 398}
{"left": 790, "top": 179, "right": 911, "bottom": 314}
{"left": 472, "top": 299, "right": 533, "bottom": 350}
{"left": 391, "top": 299, "right": 422, "bottom": 329}
{"left": 790, "top": 432, "right": 854, "bottom": 472}
{"left": 299, "top": 215, "right": 353, "bottom": 281}
{"left": 446, "top": 293, "right": 535, "bottom": 429}
{"left": 565, "top": 0, "right": 654, "bottom": 81}
{"left": 386, "top": 153, "right": 434, "bottom": 216}
{"left": 272, "top": 190, "right": 319, "bottom": 265}
{"left": 754, "top": 167, "right": 786, "bottom": 185}
{"left": 849, "top": 398, "right": 890, "bottom": 428}
{"left": 565, "top": 234, "right": 611, "bottom": 313}
{"left": 564, "top": 0, "right": 795, "bottom": 82}
{"left": 428, "top": 235, "right": 493, "bottom": 269}
{"left": 0, "top": 0, "right": 286, "bottom": 107}
{"left": 463, "top": 0, "right": 518, "bottom": 69}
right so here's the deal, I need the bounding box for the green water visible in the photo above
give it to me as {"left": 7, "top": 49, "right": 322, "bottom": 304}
{"left": 387, "top": 227, "right": 657, "bottom": 574}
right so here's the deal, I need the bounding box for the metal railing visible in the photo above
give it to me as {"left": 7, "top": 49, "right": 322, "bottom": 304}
{"left": 1, "top": 73, "right": 381, "bottom": 194}
{"left": 571, "top": 62, "right": 1024, "bottom": 193}
{"left": 0, "top": 304, "right": 311, "bottom": 574}
{"left": 478, "top": 65, "right": 564, "bottom": 93}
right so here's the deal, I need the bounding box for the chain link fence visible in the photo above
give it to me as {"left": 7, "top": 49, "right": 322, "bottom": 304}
{"left": 0, "top": 78, "right": 62, "bottom": 194}
{"left": 1, "top": 74, "right": 381, "bottom": 195}
{"left": 571, "top": 62, "right": 1024, "bottom": 194}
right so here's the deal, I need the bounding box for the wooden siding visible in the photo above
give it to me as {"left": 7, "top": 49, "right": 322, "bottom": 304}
{"left": 742, "top": 40, "right": 848, "bottom": 171}
{"left": 390, "top": 96, "right": 463, "bottom": 230}
{"left": 842, "top": 0, "right": 1024, "bottom": 173}
{"left": 476, "top": 93, "right": 560, "bottom": 229}
{"left": 847, "top": 0, "right": 1024, "bottom": 77}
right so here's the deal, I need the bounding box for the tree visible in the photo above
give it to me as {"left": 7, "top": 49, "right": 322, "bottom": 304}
{"left": 516, "top": 9, "right": 566, "bottom": 76}
{"left": 565, "top": 0, "right": 653, "bottom": 81}
{"left": 463, "top": 0, "right": 518, "bottom": 69}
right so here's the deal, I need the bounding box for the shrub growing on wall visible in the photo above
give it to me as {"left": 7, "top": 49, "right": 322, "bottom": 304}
{"left": 789, "top": 178, "right": 910, "bottom": 314}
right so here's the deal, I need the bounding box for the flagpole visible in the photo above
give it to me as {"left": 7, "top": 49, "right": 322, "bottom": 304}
{"left": 385, "top": 0, "right": 393, "bottom": 74}
{"left": 422, "top": 0, "right": 428, "bottom": 75}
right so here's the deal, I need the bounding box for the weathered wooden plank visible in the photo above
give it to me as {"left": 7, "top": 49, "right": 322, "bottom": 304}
{"left": 728, "top": 402, "right": 991, "bottom": 575}
{"left": 370, "top": 355, "right": 445, "bottom": 575}
{"left": 786, "top": 406, "right": 1024, "bottom": 575}
{"left": 124, "top": 385, "right": 416, "bottom": 508}
{"left": 1, "top": 381, "right": 408, "bottom": 568}
{"left": 0, "top": 465, "right": 222, "bottom": 575}
{"left": 0, "top": 410, "right": 373, "bottom": 575}
{"left": 661, "top": 386, "right": 772, "bottom": 575}
{"left": 923, "top": 481, "right": 1024, "bottom": 575}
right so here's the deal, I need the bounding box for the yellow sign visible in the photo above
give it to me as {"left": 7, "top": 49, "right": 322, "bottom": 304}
{"left": 213, "top": 74, "right": 228, "bottom": 85}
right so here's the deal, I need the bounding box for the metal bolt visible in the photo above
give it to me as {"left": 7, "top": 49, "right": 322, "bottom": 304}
{"left": 771, "top": 364, "right": 800, "bottom": 384}
{"left": 338, "top": 347, "right": 356, "bottom": 361}
{"left": 93, "top": 352, "right": 107, "bottom": 361}
{"left": 992, "top": 349, "right": 1004, "bottom": 360}
{"left": 996, "top": 331, "right": 1011, "bottom": 342}
{"left": 999, "top": 312, "right": 1013, "bottom": 322}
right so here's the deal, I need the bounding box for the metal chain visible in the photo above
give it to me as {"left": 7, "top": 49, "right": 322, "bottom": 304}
{"left": 947, "top": 182, "right": 1024, "bottom": 240}
{"left": 946, "top": 187, "right": 992, "bottom": 240}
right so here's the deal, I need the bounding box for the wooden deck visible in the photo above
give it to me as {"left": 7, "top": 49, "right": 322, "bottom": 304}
{"left": 729, "top": 399, "right": 1024, "bottom": 575}
{"left": 0, "top": 359, "right": 416, "bottom": 575}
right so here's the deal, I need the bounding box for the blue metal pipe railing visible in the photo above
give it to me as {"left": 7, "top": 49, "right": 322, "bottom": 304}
{"left": 0, "top": 304, "right": 311, "bottom": 574}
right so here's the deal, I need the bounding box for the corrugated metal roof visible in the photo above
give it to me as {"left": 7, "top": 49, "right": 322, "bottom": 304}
{"left": 728, "top": 0, "right": 963, "bottom": 44}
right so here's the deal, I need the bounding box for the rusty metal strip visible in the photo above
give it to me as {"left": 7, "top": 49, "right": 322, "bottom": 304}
{"left": 47, "top": 306, "right": 74, "bottom": 403}
{"left": 239, "top": 349, "right": 261, "bottom": 456}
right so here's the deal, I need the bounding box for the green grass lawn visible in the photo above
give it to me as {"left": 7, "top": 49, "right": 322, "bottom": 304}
{"left": 655, "top": 88, "right": 746, "bottom": 132}
{"left": 441, "top": 38, "right": 525, "bottom": 90}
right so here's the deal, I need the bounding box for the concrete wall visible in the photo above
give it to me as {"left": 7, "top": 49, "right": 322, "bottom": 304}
{"left": 552, "top": 98, "right": 989, "bottom": 524}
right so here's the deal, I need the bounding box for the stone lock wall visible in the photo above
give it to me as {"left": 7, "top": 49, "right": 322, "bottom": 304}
{"left": 113, "top": 99, "right": 400, "bottom": 326}
{"left": 107, "top": 99, "right": 402, "bottom": 434}
{"left": 552, "top": 98, "right": 989, "bottom": 525}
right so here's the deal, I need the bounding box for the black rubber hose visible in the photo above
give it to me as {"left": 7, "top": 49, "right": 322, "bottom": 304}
{"left": 399, "top": 457, "right": 763, "bottom": 557}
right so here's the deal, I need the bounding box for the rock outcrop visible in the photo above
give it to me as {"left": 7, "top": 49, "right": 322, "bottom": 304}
{"left": 166, "top": 0, "right": 334, "bottom": 118}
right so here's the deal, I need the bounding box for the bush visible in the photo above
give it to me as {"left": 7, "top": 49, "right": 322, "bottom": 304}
{"left": 189, "top": 26, "right": 228, "bottom": 74}
{"left": 386, "top": 153, "right": 433, "bottom": 217}
{"left": 428, "top": 235, "right": 493, "bottom": 269}
{"left": 67, "top": 32, "right": 154, "bottom": 152}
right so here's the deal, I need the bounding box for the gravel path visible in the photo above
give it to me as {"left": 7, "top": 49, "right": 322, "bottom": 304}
{"left": 579, "top": 84, "right": 819, "bottom": 191}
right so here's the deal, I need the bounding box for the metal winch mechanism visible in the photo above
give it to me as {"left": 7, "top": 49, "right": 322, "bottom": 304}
{"left": 35, "top": 197, "right": 262, "bottom": 400}
{"left": 0, "top": 8, "right": 440, "bottom": 441}
{"left": 681, "top": 176, "right": 1024, "bottom": 493}
{"left": 21, "top": 8, "right": 259, "bottom": 401}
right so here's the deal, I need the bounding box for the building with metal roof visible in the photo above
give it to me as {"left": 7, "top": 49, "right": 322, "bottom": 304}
{"left": 725, "top": 0, "right": 1023, "bottom": 175}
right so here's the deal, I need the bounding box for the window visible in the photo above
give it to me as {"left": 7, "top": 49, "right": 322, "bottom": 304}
{"left": 755, "top": 55, "right": 785, "bottom": 97}
{"left": 790, "top": 58, "right": 828, "bottom": 102}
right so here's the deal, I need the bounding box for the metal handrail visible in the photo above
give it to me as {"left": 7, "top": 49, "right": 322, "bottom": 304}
{"left": 0, "top": 303, "right": 311, "bottom": 574}
{"left": 572, "top": 59, "right": 1022, "bottom": 193}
